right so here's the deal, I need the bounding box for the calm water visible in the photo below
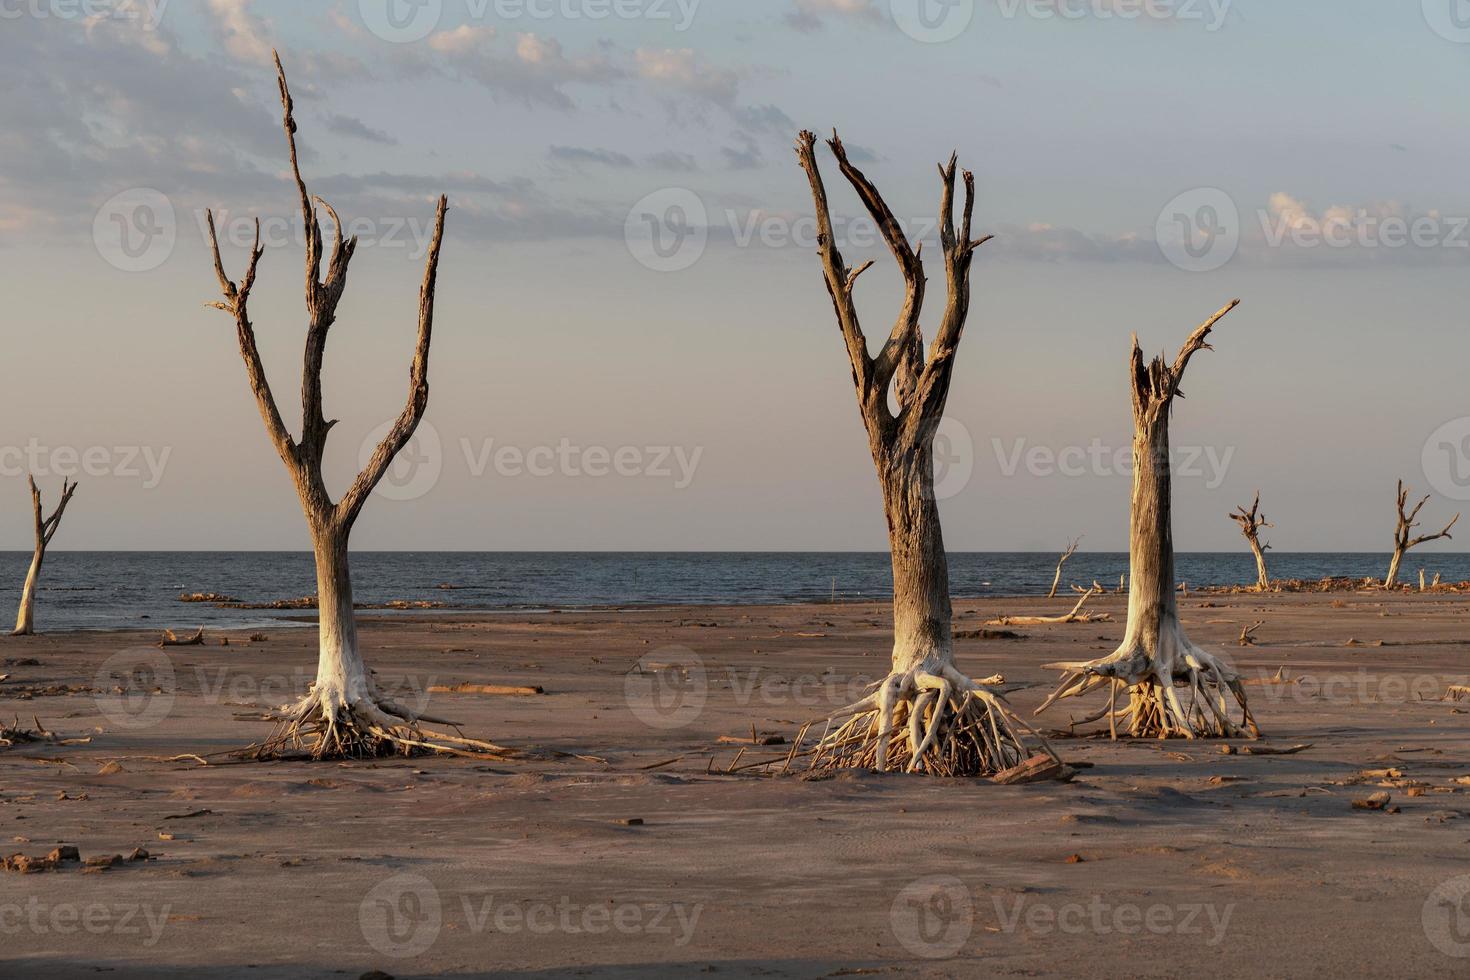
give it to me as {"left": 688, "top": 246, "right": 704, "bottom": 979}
{"left": 1, "top": 551, "right": 1465, "bottom": 633}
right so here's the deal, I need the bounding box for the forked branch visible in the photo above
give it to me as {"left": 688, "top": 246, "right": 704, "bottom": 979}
{"left": 1130, "top": 299, "right": 1240, "bottom": 423}
{"left": 1048, "top": 535, "right": 1083, "bottom": 599}
{"left": 203, "top": 51, "right": 449, "bottom": 532}
{"left": 794, "top": 129, "right": 989, "bottom": 453}
{"left": 30, "top": 476, "right": 78, "bottom": 547}
{"left": 1386, "top": 480, "right": 1458, "bottom": 588}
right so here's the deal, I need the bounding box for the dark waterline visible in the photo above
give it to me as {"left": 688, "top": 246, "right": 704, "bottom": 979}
{"left": 2, "top": 551, "right": 1464, "bottom": 633}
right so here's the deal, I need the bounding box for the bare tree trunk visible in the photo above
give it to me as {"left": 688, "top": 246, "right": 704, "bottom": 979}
{"left": 13, "top": 553, "right": 41, "bottom": 638}
{"left": 882, "top": 457, "right": 952, "bottom": 673}
{"left": 1038, "top": 304, "right": 1257, "bottom": 739}
{"left": 11, "top": 477, "right": 77, "bottom": 637}
{"left": 1047, "top": 536, "right": 1082, "bottom": 599}
{"left": 309, "top": 521, "right": 369, "bottom": 715}
{"left": 203, "top": 54, "right": 505, "bottom": 762}
{"left": 793, "top": 131, "right": 1055, "bottom": 776}
{"left": 1385, "top": 481, "right": 1457, "bottom": 589}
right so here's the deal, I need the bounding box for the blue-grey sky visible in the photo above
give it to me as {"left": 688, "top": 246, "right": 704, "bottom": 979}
{"left": 5, "top": 0, "right": 1470, "bottom": 554}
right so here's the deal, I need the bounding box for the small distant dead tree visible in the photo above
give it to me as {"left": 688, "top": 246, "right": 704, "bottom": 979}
{"left": 11, "top": 477, "right": 77, "bottom": 636}
{"left": 794, "top": 131, "right": 1055, "bottom": 776}
{"left": 1048, "top": 536, "right": 1083, "bottom": 598}
{"left": 204, "top": 55, "right": 503, "bottom": 761}
{"left": 1229, "top": 492, "right": 1272, "bottom": 591}
{"left": 1385, "top": 480, "right": 1458, "bottom": 590}
{"left": 1038, "top": 303, "right": 1258, "bottom": 739}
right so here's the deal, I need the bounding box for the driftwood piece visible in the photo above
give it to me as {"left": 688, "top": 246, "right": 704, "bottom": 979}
{"left": 991, "top": 753, "right": 1067, "bottom": 785}
{"left": 987, "top": 586, "right": 1112, "bottom": 626}
{"left": 427, "top": 684, "right": 544, "bottom": 697}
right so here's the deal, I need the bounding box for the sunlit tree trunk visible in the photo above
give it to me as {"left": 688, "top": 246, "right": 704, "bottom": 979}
{"left": 11, "top": 477, "right": 76, "bottom": 637}
{"left": 1039, "top": 304, "right": 1258, "bottom": 739}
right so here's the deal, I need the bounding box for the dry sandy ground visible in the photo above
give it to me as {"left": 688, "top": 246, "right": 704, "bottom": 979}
{"left": 1, "top": 592, "right": 1469, "bottom": 978}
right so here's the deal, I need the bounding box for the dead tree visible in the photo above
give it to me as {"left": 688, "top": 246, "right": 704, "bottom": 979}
{"left": 794, "top": 131, "right": 1055, "bottom": 776}
{"left": 1048, "top": 536, "right": 1082, "bottom": 598}
{"left": 205, "top": 55, "right": 502, "bottom": 761}
{"left": 1385, "top": 480, "right": 1458, "bottom": 589}
{"left": 1228, "top": 492, "right": 1272, "bottom": 591}
{"left": 10, "top": 477, "right": 77, "bottom": 636}
{"left": 1038, "top": 303, "right": 1258, "bottom": 739}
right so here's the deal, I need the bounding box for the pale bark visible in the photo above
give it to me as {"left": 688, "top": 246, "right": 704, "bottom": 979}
{"left": 1048, "top": 536, "right": 1082, "bottom": 598}
{"left": 202, "top": 54, "right": 499, "bottom": 761}
{"left": 11, "top": 476, "right": 77, "bottom": 637}
{"left": 1385, "top": 481, "right": 1458, "bottom": 589}
{"left": 987, "top": 585, "right": 1111, "bottom": 626}
{"left": 1038, "top": 303, "right": 1258, "bottom": 739}
{"left": 795, "top": 131, "right": 1054, "bottom": 775}
{"left": 1229, "top": 493, "right": 1272, "bottom": 591}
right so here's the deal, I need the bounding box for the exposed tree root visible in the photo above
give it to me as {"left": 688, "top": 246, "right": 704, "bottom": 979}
{"left": 809, "top": 663, "right": 1059, "bottom": 776}
{"left": 242, "top": 682, "right": 516, "bottom": 762}
{"left": 0, "top": 716, "right": 87, "bottom": 750}
{"left": 1038, "top": 639, "right": 1258, "bottom": 740}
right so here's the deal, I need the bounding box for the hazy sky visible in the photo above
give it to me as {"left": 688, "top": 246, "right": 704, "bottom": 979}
{"left": 5, "top": 0, "right": 1470, "bottom": 553}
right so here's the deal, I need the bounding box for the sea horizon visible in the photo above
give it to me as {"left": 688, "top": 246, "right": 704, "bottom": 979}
{"left": 3, "top": 550, "right": 1460, "bottom": 633}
